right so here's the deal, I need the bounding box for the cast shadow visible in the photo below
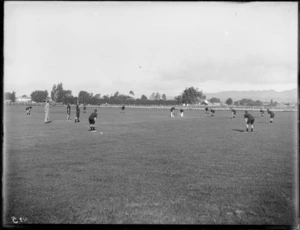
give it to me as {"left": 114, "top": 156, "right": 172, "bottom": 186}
{"left": 232, "top": 129, "right": 244, "bottom": 132}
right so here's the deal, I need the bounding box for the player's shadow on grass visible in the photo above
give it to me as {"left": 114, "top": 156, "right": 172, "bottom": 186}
{"left": 232, "top": 129, "right": 244, "bottom": 132}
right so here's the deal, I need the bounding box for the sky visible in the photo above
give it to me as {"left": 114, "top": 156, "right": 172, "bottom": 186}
{"left": 4, "top": 1, "right": 298, "bottom": 99}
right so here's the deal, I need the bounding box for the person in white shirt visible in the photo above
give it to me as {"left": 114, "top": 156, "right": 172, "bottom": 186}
{"left": 44, "top": 101, "right": 50, "bottom": 123}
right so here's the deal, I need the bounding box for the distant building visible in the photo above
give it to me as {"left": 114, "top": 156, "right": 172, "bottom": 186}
{"left": 16, "top": 96, "right": 32, "bottom": 103}
{"left": 262, "top": 101, "right": 270, "bottom": 106}
{"left": 201, "top": 100, "right": 209, "bottom": 105}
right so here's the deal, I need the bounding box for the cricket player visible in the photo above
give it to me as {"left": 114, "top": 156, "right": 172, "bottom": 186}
{"left": 26, "top": 106, "right": 32, "bottom": 116}
{"left": 260, "top": 108, "right": 264, "bottom": 117}
{"left": 67, "top": 103, "right": 71, "bottom": 120}
{"left": 267, "top": 109, "right": 275, "bottom": 123}
{"left": 75, "top": 103, "right": 80, "bottom": 123}
{"left": 231, "top": 108, "right": 236, "bottom": 118}
{"left": 170, "top": 107, "right": 175, "bottom": 117}
{"left": 210, "top": 109, "right": 215, "bottom": 117}
{"left": 244, "top": 110, "right": 255, "bottom": 133}
{"left": 179, "top": 108, "right": 184, "bottom": 117}
{"left": 89, "top": 109, "right": 98, "bottom": 132}
{"left": 121, "top": 105, "right": 125, "bottom": 114}
{"left": 83, "top": 103, "right": 87, "bottom": 114}
{"left": 44, "top": 101, "right": 50, "bottom": 123}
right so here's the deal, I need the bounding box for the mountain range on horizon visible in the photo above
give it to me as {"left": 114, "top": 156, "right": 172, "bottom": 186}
{"left": 167, "top": 88, "right": 297, "bottom": 103}
{"left": 204, "top": 88, "right": 298, "bottom": 103}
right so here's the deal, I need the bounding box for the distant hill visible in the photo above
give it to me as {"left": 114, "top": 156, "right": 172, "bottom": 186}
{"left": 204, "top": 88, "right": 297, "bottom": 103}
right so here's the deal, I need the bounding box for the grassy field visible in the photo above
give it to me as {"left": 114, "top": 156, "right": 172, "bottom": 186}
{"left": 3, "top": 105, "right": 298, "bottom": 225}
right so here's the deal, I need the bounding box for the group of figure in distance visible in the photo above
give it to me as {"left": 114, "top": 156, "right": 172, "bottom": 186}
{"left": 28, "top": 101, "right": 275, "bottom": 134}
{"left": 228, "top": 107, "right": 274, "bottom": 133}
{"left": 170, "top": 106, "right": 275, "bottom": 133}
{"left": 40, "top": 101, "right": 97, "bottom": 132}
{"left": 66, "top": 103, "right": 86, "bottom": 122}
{"left": 66, "top": 102, "right": 97, "bottom": 132}
{"left": 170, "top": 107, "right": 184, "bottom": 118}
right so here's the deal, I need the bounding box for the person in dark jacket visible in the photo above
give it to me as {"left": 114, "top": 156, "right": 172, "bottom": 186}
{"left": 26, "top": 106, "right": 32, "bottom": 116}
{"left": 231, "top": 108, "right": 236, "bottom": 119}
{"left": 244, "top": 110, "right": 255, "bottom": 133}
{"left": 89, "top": 109, "right": 98, "bottom": 132}
{"left": 75, "top": 103, "right": 80, "bottom": 123}
{"left": 267, "top": 109, "right": 275, "bottom": 123}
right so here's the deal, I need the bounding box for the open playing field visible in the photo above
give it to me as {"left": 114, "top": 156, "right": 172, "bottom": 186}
{"left": 3, "top": 105, "right": 298, "bottom": 225}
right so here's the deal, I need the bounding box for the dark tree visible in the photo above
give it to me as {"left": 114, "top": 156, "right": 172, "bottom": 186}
{"left": 225, "top": 97, "right": 233, "bottom": 105}
{"left": 62, "top": 90, "right": 73, "bottom": 104}
{"left": 78, "top": 91, "right": 91, "bottom": 104}
{"left": 103, "top": 95, "right": 109, "bottom": 99}
{"left": 31, "top": 90, "right": 48, "bottom": 102}
{"left": 113, "top": 91, "right": 119, "bottom": 98}
{"left": 174, "top": 95, "right": 183, "bottom": 104}
{"left": 209, "top": 97, "right": 221, "bottom": 104}
{"left": 141, "top": 95, "right": 148, "bottom": 100}
{"left": 5, "top": 92, "right": 12, "bottom": 100}
{"left": 51, "top": 84, "right": 56, "bottom": 101}
{"left": 254, "top": 100, "right": 263, "bottom": 106}
{"left": 11, "top": 91, "right": 16, "bottom": 102}
{"left": 180, "top": 87, "right": 206, "bottom": 104}
{"left": 155, "top": 92, "right": 161, "bottom": 100}
{"left": 162, "top": 94, "right": 167, "bottom": 101}
{"left": 95, "top": 94, "right": 101, "bottom": 99}
{"left": 235, "top": 98, "right": 263, "bottom": 106}
{"left": 55, "top": 83, "right": 64, "bottom": 103}
{"left": 51, "top": 83, "right": 65, "bottom": 103}
{"left": 149, "top": 93, "right": 156, "bottom": 100}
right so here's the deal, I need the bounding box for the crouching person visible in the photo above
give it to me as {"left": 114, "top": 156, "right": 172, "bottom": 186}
{"left": 89, "top": 109, "right": 98, "bottom": 132}
{"left": 244, "top": 110, "right": 255, "bottom": 133}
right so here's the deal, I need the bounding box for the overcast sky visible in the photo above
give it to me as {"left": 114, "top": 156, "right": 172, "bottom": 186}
{"left": 4, "top": 1, "right": 297, "bottom": 98}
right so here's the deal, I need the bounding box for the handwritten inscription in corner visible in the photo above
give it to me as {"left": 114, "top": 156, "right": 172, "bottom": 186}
{"left": 11, "top": 216, "right": 28, "bottom": 224}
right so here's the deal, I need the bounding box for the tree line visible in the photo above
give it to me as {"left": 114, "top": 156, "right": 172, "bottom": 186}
{"left": 4, "top": 91, "right": 16, "bottom": 102}
{"left": 5, "top": 83, "right": 278, "bottom": 107}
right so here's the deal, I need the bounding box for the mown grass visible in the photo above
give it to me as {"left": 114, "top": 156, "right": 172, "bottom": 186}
{"left": 3, "top": 105, "right": 297, "bottom": 225}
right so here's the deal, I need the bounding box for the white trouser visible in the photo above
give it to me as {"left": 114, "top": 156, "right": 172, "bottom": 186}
{"left": 45, "top": 112, "right": 49, "bottom": 122}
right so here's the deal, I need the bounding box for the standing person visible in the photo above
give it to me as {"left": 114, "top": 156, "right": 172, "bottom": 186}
{"left": 26, "top": 106, "right": 32, "bottom": 116}
{"left": 121, "top": 105, "right": 125, "bottom": 114}
{"left": 44, "top": 101, "right": 50, "bottom": 123}
{"left": 179, "top": 108, "right": 184, "bottom": 117}
{"left": 210, "top": 108, "right": 215, "bottom": 117}
{"left": 75, "top": 103, "right": 80, "bottom": 123}
{"left": 67, "top": 103, "right": 71, "bottom": 120}
{"left": 83, "top": 103, "right": 87, "bottom": 114}
{"left": 231, "top": 108, "right": 236, "bottom": 119}
{"left": 89, "top": 109, "right": 98, "bottom": 132}
{"left": 260, "top": 108, "right": 264, "bottom": 117}
{"left": 244, "top": 110, "right": 255, "bottom": 133}
{"left": 267, "top": 109, "right": 275, "bottom": 123}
